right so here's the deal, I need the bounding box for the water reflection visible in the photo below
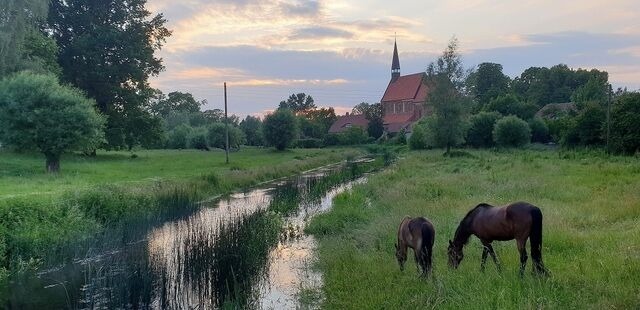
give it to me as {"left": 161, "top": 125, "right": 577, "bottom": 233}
{"left": 5, "top": 163, "right": 368, "bottom": 309}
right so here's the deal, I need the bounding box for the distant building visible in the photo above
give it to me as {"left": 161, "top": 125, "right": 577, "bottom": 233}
{"left": 536, "top": 102, "right": 577, "bottom": 120}
{"left": 328, "top": 112, "right": 368, "bottom": 133}
{"left": 380, "top": 40, "right": 428, "bottom": 134}
{"left": 328, "top": 40, "right": 429, "bottom": 135}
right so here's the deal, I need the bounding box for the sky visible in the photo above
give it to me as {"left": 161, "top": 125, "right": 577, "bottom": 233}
{"left": 147, "top": 0, "right": 640, "bottom": 118}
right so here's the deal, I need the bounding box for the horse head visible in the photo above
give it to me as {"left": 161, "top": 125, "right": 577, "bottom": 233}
{"left": 448, "top": 240, "right": 463, "bottom": 269}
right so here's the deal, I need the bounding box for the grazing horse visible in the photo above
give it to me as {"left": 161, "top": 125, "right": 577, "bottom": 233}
{"left": 395, "top": 216, "right": 435, "bottom": 276}
{"left": 447, "top": 202, "right": 548, "bottom": 276}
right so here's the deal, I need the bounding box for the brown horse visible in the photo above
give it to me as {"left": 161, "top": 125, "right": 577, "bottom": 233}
{"left": 447, "top": 202, "right": 548, "bottom": 276}
{"left": 395, "top": 216, "right": 435, "bottom": 276}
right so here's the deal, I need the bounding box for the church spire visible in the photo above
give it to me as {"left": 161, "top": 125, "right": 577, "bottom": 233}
{"left": 391, "top": 38, "right": 400, "bottom": 81}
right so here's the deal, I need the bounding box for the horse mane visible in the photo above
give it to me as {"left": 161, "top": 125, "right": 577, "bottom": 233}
{"left": 453, "top": 203, "right": 493, "bottom": 246}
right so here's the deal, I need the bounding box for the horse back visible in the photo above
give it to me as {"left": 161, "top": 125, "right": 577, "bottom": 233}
{"left": 408, "top": 217, "right": 435, "bottom": 245}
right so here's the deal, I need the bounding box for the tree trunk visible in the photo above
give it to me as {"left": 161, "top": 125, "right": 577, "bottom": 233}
{"left": 446, "top": 143, "right": 451, "bottom": 155}
{"left": 45, "top": 153, "right": 60, "bottom": 173}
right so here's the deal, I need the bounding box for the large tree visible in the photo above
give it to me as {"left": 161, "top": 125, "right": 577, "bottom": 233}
{"left": 0, "top": 0, "right": 59, "bottom": 76}
{"left": 352, "top": 102, "right": 384, "bottom": 139}
{"left": 466, "top": 62, "right": 510, "bottom": 109}
{"left": 278, "top": 93, "right": 316, "bottom": 113}
{"left": 0, "top": 72, "right": 105, "bottom": 173}
{"left": 150, "top": 90, "right": 205, "bottom": 117}
{"left": 263, "top": 109, "right": 298, "bottom": 150}
{"left": 47, "top": 0, "right": 171, "bottom": 149}
{"left": 239, "top": 115, "right": 264, "bottom": 146}
{"left": 424, "top": 37, "right": 471, "bottom": 154}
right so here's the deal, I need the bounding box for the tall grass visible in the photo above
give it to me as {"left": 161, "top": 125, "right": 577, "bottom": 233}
{"left": 307, "top": 149, "right": 640, "bottom": 308}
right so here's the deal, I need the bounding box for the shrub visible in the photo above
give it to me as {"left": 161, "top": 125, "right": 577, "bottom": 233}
{"left": 188, "top": 127, "right": 209, "bottom": 150}
{"left": 323, "top": 133, "right": 341, "bottom": 146}
{"left": 492, "top": 115, "right": 531, "bottom": 147}
{"left": 466, "top": 112, "right": 502, "bottom": 148}
{"left": 546, "top": 116, "right": 573, "bottom": 144}
{"left": 341, "top": 127, "right": 368, "bottom": 145}
{"left": 528, "top": 117, "right": 550, "bottom": 143}
{"left": 484, "top": 94, "right": 537, "bottom": 120}
{"left": 296, "top": 138, "right": 323, "bottom": 148}
{"left": 263, "top": 109, "right": 298, "bottom": 150}
{"left": 610, "top": 92, "right": 640, "bottom": 154}
{"left": 167, "top": 124, "right": 192, "bottom": 149}
{"left": 409, "top": 122, "right": 427, "bottom": 149}
{"left": 574, "top": 103, "right": 605, "bottom": 146}
{"left": 207, "top": 123, "right": 246, "bottom": 149}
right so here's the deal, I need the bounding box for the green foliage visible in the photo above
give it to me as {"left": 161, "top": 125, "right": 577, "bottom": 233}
{"left": 239, "top": 116, "right": 264, "bottom": 146}
{"left": 150, "top": 91, "right": 204, "bottom": 117}
{"left": 0, "top": 72, "right": 105, "bottom": 172}
{"left": 295, "top": 138, "right": 323, "bottom": 148}
{"left": 409, "top": 121, "right": 428, "bottom": 150}
{"left": 342, "top": 127, "right": 368, "bottom": 145}
{"left": 546, "top": 116, "right": 573, "bottom": 144}
{"left": 484, "top": 94, "right": 538, "bottom": 120}
{"left": 188, "top": 127, "right": 209, "bottom": 150}
{"left": 572, "top": 103, "right": 605, "bottom": 146}
{"left": 263, "top": 109, "right": 298, "bottom": 150}
{"left": 0, "top": 0, "right": 49, "bottom": 75}
{"left": 571, "top": 77, "right": 608, "bottom": 109}
{"left": 206, "top": 123, "right": 246, "bottom": 149}
{"left": 493, "top": 115, "right": 531, "bottom": 147}
{"left": 528, "top": 117, "right": 550, "bottom": 143}
{"left": 466, "top": 112, "right": 502, "bottom": 148}
{"left": 352, "top": 102, "right": 384, "bottom": 139}
{"left": 609, "top": 92, "right": 640, "bottom": 154}
{"left": 299, "top": 108, "right": 336, "bottom": 139}
{"left": 48, "top": 0, "right": 171, "bottom": 149}
{"left": 167, "top": 124, "right": 192, "bottom": 149}
{"left": 425, "top": 37, "right": 470, "bottom": 153}
{"left": 278, "top": 93, "right": 316, "bottom": 113}
{"left": 467, "top": 62, "right": 510, "bottom": 108}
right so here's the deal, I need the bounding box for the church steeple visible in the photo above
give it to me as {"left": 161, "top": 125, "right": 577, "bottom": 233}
{"left": 391, "top": 39, "right": 400, "bottom": 81}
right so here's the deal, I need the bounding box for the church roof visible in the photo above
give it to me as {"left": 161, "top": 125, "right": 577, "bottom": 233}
{"left": 392, "top": 41, "right": 400, "bottom": 71}
{"left": 328, "top": 113, "right": 369, "bottom": 133}
{"left": 381, "top": 73, "right": 428, "bottom": 103}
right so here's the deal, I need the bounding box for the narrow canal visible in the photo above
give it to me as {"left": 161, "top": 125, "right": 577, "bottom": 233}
{"left": 5, "top": 160, "right": 373, "bottom": 309}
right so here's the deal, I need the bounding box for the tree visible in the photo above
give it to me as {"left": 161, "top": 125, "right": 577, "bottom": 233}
{"left": 263, "top": 109, "right": 298, "bottom": 150}
{"left": 0, "top": 0, "right": 56, "bottom": 76}
{"left": 467, "top": 62, "right": 510, "bottom": 109}
{"left": 239, "top": 116, "right": 264, "bottom": 146}
{"left": 352, "top": 102, "right": 384, "bottom": 139}
{"left": 424, "top": 37, "right": 470, "bottom": 154}
{"left": 609, "top": 92, "right": 640, "bottom": 154}
{"left": 48, "top": 0, "right": 171, "bottom": 149}
{"left": 150, "top": 91, "right": 205, "bottom": 117}
{"left": 466, "top": 112, "right": 502, "bottom": 148}
{"left": 493, "top": 116, "right": 531, "bottom": 147}
{"left": 528, "top": 117, "right": 550, "bottom": 143}
{"left": 278, "top": 93, "right": 316, "bottom": 113}
{"left": 484, "top": 94, "right": 538, "bottom": 120}
{"left": 571, "top": 77, "right": 608, "bottom": 110}
{"left": 0, "top": 72, "right": 105, "bottom": 173}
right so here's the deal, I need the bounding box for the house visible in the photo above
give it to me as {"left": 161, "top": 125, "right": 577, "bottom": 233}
{"left": 380, "top": 40, "right": 429, "bottom": 134}
{"left": 536, "top": 102, "right": 577, "bottom": 120}
{"left": 328, "top": 112, "right": 368, "bottom": 133}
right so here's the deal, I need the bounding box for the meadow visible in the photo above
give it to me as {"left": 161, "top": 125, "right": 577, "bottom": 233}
{"left": 0, "top": 147, "right": 361, "bottom": 284}
{"left": 306, "top": 149, "right": 640, "bottom": 309}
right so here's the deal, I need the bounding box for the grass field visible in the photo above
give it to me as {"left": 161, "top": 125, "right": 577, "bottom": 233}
{"left": 0, "top": 147, "right": 361, "bottom": 283}
{"left": 306, "top": 149, "right": 640, "bottom": 309}
{"left": 0, "top": 148, "right": 357, "bottom": 199}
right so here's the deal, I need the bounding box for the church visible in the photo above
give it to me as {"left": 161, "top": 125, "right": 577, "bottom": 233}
{"left": 329, "top": 40, "right": 429, "bottom": 135}
{"left": 380, "top": 40, "right": 428, "bottom": 133}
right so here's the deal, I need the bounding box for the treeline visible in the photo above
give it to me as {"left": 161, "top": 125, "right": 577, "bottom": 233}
{"left": 409, "top": 38, "right": 640, "bottom": 155}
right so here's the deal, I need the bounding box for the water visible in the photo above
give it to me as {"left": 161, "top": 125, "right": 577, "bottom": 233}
{"left": 4, "top": 162, "right": 370, "bottom": 309}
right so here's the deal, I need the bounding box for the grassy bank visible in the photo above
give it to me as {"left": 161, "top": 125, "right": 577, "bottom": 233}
{"left": 0, "top": 147, "right": 361, "bottom": 283}
{"left": 306, "top": 149, "right": 640, "bottom": 309}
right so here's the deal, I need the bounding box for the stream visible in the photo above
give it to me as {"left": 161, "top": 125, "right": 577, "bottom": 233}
{"left": 4, "top": 161, "right": 371, "bottom": 309}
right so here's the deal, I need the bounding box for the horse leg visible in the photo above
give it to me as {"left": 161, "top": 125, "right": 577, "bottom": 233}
{"left": 517, "top": 238, "right": 528, "bottom": 277}
{"left": 486, "top": 244, "right": 501, "bottom": 272}
{"left": 480, "top": 246, "right": 489, "bottom": 272}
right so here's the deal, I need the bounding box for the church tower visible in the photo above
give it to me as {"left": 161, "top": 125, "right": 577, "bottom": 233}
{"left": 391, "top": 39, "right": 400, "bottom": 81}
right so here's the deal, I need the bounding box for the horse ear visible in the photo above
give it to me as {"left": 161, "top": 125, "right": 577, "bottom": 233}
{"left": 449, "top": 240, "right": 453, "bottom": 246}
{"left": 394, "top": 243, "right": 397, "bottom": 250}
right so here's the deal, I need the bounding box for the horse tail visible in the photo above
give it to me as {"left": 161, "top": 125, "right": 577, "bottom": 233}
{"left": 420, "top": 222, "right": 434, "bottom": 273}
{"left": 530, "top": 206, "right": 547, "bottom": 274}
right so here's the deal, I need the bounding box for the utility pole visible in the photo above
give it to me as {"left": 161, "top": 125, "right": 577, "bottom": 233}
{"left": 224, "top": 82, "right": 229, "bottom": 164}
{"left": 606, "top": 83, "right": 612, "bottom": 154}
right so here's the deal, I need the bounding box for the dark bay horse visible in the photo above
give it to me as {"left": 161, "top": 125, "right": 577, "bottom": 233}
{"left": 395, "top": 216, "right": 435, "bottom": 276}
{"left": 447, "top": 202, "right": 548, "bottom": 276}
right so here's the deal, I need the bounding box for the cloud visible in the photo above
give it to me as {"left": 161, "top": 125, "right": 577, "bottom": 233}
{"left": 288, "top": 26, "right": 354, "bottom": 40}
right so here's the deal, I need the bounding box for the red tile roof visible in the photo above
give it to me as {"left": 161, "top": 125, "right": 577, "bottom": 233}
{"left": 381, "top": 73, "right": 428, "bottom": 103}
{"left": 328, "top": 114, "right": 369, "bottom": 133}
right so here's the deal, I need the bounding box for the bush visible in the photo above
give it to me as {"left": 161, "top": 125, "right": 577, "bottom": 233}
{"left": 528, "top": 117, "right": 550, "bottom": 143}
{"left": 167, "top": 124, "right": 192, "bottom": 149}
{"left": 610, "top": 92, "right": 640, "bottom": 154}
{"left": 323, "top": 133, "right": 341, "bottom": 146}
{"left": 188, "top": 127, "right": 209, "bottom": 150}
{"left": 341, "top": 127, "right": 368, "bottom": 145}
{"left": 484, "top": 94, "right": 538, "bottom": 120}
{"left": 492, "top": 115, "right": 531, "bottom": 147}
{"left": 546, "top": 116, "right": 573, "bottom": 144}
{"left": 466, "top": 112, "right": 502, "bottom": 148}
{"left": 207, "top": 123, "right": 246, "bottom": 149}
{"left": 409, "top": 122, "right": 427, "bottom": 149}
{"left": 296, "top": 138, "right": 323, "bottom": 148}
{"left": 574, "top": 103, "right": 605, "bottom": 146}
{"left": 264, "top": 109, "right": 298, "bottom": 150}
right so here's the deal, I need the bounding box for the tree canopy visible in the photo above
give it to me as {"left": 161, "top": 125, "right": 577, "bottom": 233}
{"left": 278, "top": 93, "right": 316, "bottom": 113}
{"left": 0, "top": 72, "right": 105, "bottom": 172}
{"left": 263, "top": 109, "right": 298, "bottom": 150}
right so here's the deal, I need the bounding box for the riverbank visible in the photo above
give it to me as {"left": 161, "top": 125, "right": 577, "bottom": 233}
{"left": 0, "top": 147, "right": 362, "bottom": 285}
{"left": 306, "top": 149, "right": 640, "bottom": 308}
